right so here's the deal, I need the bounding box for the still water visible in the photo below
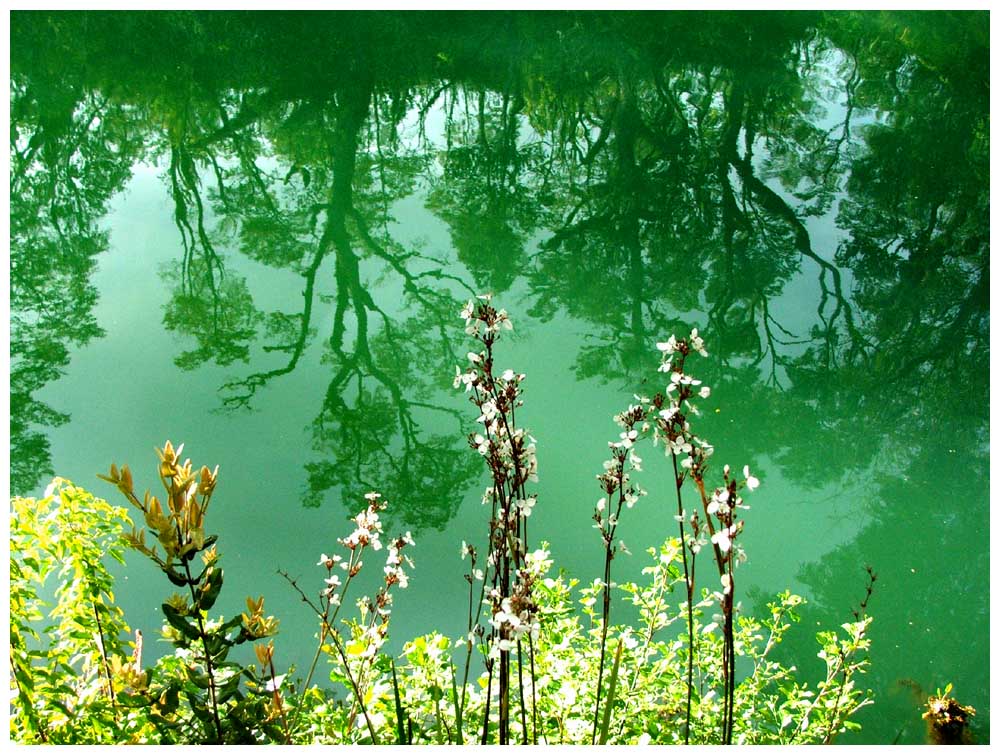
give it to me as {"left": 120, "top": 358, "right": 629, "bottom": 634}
{"left": 10, "top": 11, "right": 989, "bottom": 744}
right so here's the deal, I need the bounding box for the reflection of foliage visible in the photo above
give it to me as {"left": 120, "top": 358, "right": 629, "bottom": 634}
{"left": 161, "top": 257, "right": 263, "bottom": 370}
{"left": 9, "top": 63, "right": 145, "bottom": 491}
{"left": 426, "top": 87, "right": 542, "bottom": 294}
{"left": 748, "top": 13, "right": 989, "bottom": 744}
{"left": 201, "top": 75, "right": 479, "bottom": 531}
{"left": 9, "top": 9, "right": 988, "bottom": 568}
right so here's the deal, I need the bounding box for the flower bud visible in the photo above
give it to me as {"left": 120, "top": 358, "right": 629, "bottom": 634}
{"left": 119, "top": 464, "right": 133, "bottom": 494}
{"left": 255, "top": 641, "right": 275, "bottom": 666}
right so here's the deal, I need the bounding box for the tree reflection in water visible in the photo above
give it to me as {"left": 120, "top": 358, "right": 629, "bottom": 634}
{"left": 9, "top": 11, "right": 988, "bottom": 741}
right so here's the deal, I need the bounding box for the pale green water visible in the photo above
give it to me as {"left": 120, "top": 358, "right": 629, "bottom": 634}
{"left": 10, "top": 11, "right": 989, "bottom": 744}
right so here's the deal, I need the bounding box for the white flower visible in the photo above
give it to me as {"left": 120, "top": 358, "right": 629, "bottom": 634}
{"left": 668, "top": 436, "right": 692, "bottom": 456}
{"left": 743, "top": 465, "right": 760, "bottom": 491}
{"left": 477, "top": 400, "right": 498, "bottom": 424}
{"left": 720, "top": 573, "right": 732, "bottom": 595}
{"left": 711, "top": 529, "right": 732, "bottom": 553}
{"left": 689, "top": 328, "right": 708, "bottom": 357}
{"left": 323, "top": 573, "right": 343, "bottom": 597}
{"left": 699, "top": 386, "right": 711, "bottom": 399}
{"left": 317, "top": 553, "right": 341, "bottom": 568}
{"left": 707, "top": 488, "right": 730, "bottom": 516}
{"left": 515, "top": 496, "right": 536, "bottom": 517}
{"left": 659, "top": 406, "right": 678, "bottom": 422}
{"left": 454, "top": 367, "right": 476, "bottom": 392}
{"left": 467, "top": 351, "right": 482, "bottom": 364}
{"left": 656, "top": 336, "right": 678, "bottom": 354}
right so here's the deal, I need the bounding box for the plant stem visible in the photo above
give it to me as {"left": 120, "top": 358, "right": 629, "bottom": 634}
{"left": 91, "top": 600, "right": 119, "bottom": 721}
{"left": 267, "top": 655, "right": 292, "bottom": 742}
{"left": 671, "top": 453, "right": 695, "bottom": 745}
{"left": 528, "top": 633, "right": 538, "bottom": 744}
{"left": 516, "top": 640, "right": 528, "bottom": 743}
{"left": 182, "top": 558, "right": 223, "bottom": 744}
{"left": 592, "top": 550, "right": 613, "bottom": 744}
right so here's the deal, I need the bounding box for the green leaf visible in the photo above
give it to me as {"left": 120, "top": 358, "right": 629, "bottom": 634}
{"left": 197, "top": 568, "right": 224, "bottom": 611}
{"left": 190, "top": 672, "right": 213, "bottom": 690}
{"left": 217, "top": 674, "right": 242, "bottom": 703}
{"left": 161, "top": 603, "right": 201, "bottom": 641}
{"left": 165, "top": 568, "right": 190, "bottom": 588}
{"left": 117, "top": 691, "right": 150, "bottom": 707}
{"left": 219, "top": 614, "right": 244, "bottom": 637}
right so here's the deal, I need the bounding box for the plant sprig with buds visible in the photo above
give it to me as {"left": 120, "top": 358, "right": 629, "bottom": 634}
{"left": 101, "top": 442, "right": 284, "bottom": 744}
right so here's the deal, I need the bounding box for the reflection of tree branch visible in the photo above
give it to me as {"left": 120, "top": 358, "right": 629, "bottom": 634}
{"left": 188, "top": 89, "right": 280, "bottom": 151}
{"left": 820, "top": 47, "right": 859, "bottom": 182}
{"left": 350, "top": 208, "right": 471, "bottom": 367}
{"left": 887, "top": 265, "right": 987, "bottom": 381}
{"left": 581, "top": 97, "right": 619, "bottom": 167}
{"left": 169, "top": 146, "right": 224, "bottom": 297}
{"left": 720, "top": 79, "right": 868, "bottom": 362}
{"left": 220, "top": 243, "right": 325, "bottom": 409}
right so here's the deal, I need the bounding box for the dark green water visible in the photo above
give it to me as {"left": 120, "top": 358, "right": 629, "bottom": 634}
{"left": 10, "top": 11, "right": 989, "bottom": 744}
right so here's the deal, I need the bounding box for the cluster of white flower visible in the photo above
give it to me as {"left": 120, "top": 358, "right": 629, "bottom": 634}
{"left": 487, "top": 588, "right": 540, "bottom": 658}
{"left": 384, "top": 532, "right": 415, "bottom": 589}
{"left": 315, "top": 493, "right": 415, "bottom": 627}
{"left": 647, "top": 328, "right": 766, "bottom": 641}
{"left": 656, "top": 328, "right": 707, "bottom": 359}
{"left": 460, "top": 293, "right": 513, "bottom": 338}
{"left": 338, "top": 492, "right": 385, "bottom": 553}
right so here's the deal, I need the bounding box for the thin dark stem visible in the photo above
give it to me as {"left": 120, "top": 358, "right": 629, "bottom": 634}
{"left": 181, "top": 558, "right": 224, "bottom": 744}
{"left": 671, "top": 453, "right": 695, "bottom": 745}
{"left": 528, "top": 634, "right": 538, "bottom": 744}
{"left": 592, "top": 549, "right": 614, "bottom": 744}
{"left": 592, "top": 447, "right": 629, "bottom": 744}
{"left": 517, "top": 641, "right": 528, "bottom": 743}
{"left": 481, "top": 665, "right": 493, "bottom": 744}
{"left": 91, "top": 601, "right": 119, "bottom": 721}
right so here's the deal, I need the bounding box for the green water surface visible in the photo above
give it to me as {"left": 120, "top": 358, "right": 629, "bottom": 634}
{"left": 9, "top": 10, "right": 989, "bottom": 744}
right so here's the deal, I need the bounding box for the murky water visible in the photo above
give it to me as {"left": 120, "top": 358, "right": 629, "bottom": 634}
{"left": 10, "top": 11, "right": 989, "bottom": 744}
